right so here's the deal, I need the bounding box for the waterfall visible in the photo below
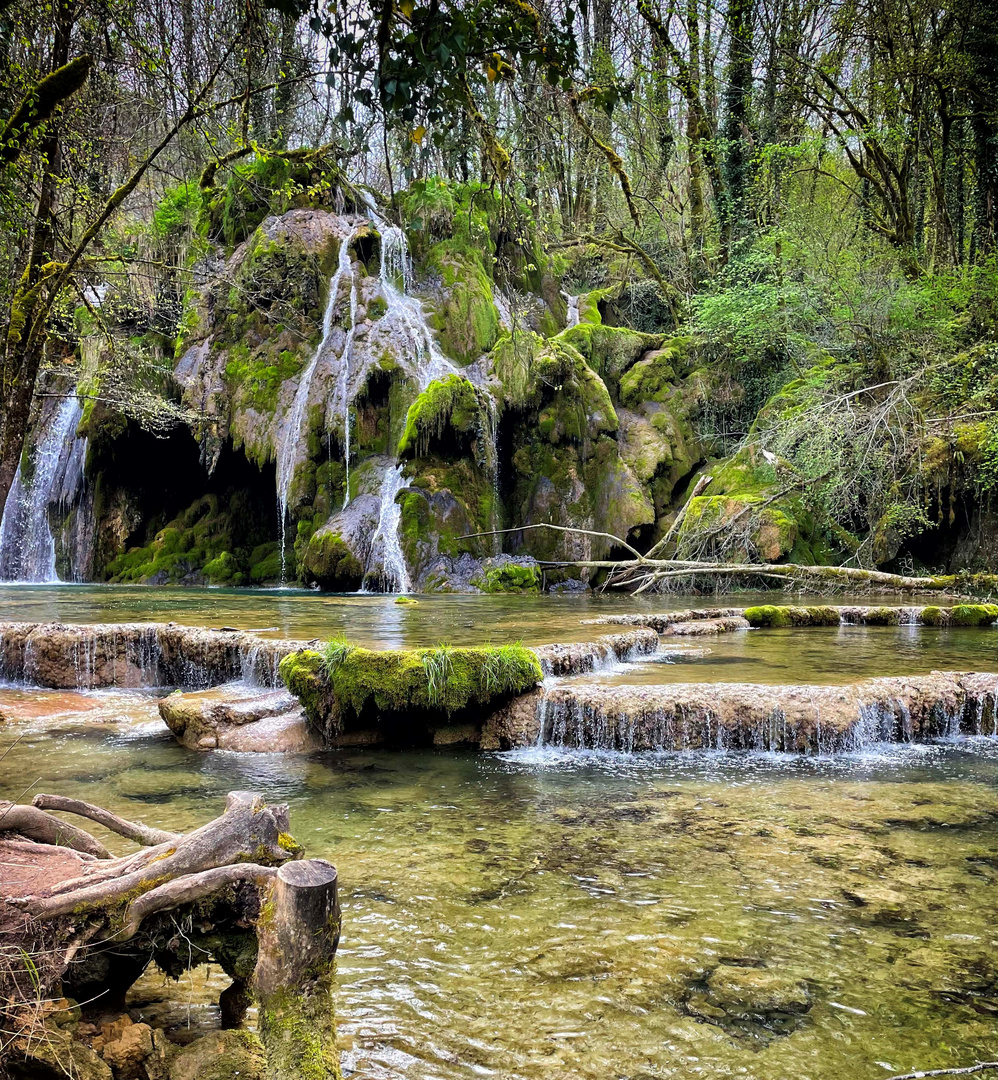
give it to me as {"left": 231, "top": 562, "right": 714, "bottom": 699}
{"left": 350, "top": 197, "right": 460, "bottom": 591}
{"left": 0, "top": 395, "right": 86, "bottom": 583}
{"left": 275, "top": 223, "right": 360, "bottom": 580}
{"left": 340, "top": 272, "right": 359, "bottom": 509}
{"left": 364, "top": 463, "right": 411, "bottom": 593}
{"left": 364, "top": 197, "right": 458, "bottom": 390}
{"left": 563, "top": 292, "right": 581, "bottom": 328}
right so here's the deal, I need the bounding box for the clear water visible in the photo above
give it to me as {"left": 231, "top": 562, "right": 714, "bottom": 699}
{"left": 5, "top": 585, "right": 998, "bottom": 1078}
{"left": 4, "top": 699, "right": 998, "bottom": 1079}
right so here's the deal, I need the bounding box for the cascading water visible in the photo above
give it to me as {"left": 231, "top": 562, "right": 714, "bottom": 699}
{"left": 275, "top": 198, "right": 473, "bottom": 592}
{"left": 364, "top": 197, "right": 458, "bottom": 391}
{"left": 0, "top": 395, "right": 87, "bottom": 583}
{"left": 352, "top": 197, "right": 461, "bottom": 591}
{"left": 340, "top": 272, "right": 360, "bottom": 509}
{"left": 563, "top": 291, "right": 581, "bottom": 328}
{"left": 275, "top": 223, "right": 360, "bottom": 580}
{"left": 364, "top": 463, "right": 411, "bottom": 593}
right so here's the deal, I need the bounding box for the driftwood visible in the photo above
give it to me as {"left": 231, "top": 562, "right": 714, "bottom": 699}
{"left": 0, "top": 790, "right": 340, "bottom": 1080}
{"left": 882, "top": 1066, "right": 998, "bottom": 1080}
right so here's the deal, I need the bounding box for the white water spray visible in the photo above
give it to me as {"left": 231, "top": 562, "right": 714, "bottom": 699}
{"left": 365, "top": 463, "right": 411, "bottom": 593}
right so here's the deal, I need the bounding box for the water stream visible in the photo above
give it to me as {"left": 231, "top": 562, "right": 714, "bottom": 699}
{"left": 275, "top": 223, "right": 361, "bottom": 579}
{"left": 5, "top": 698, "right": 998, "bottom": 1080}
{"left": 0, "top": 395, "right": 88, "bottom": 583}
{"left": 4, "top": 585, "right": 998, "bottom": 1074}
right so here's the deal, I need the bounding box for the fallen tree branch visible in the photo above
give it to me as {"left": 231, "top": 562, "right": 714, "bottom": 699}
{"left": 645, "top": 474, "right": 712, "bottom": 560}
{"left": 456, "top": 522, "right": 647, "bottom": 561}
{"left": 881, "top": 1064, "right": 998, "bottom": 1080}
{"left": 0, "top": 802, "right": 109, "bottom": 858}
{"left": 120, "top": 863, "right": 278, "bottom": 939}
{"left": 31, "top": 793, "right": 180, "bottom": 847}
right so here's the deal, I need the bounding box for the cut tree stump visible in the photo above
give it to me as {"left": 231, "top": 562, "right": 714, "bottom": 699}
{"left": 0, "top": 790, "right": 341, "bottom": 1079}
{"left": 255, "top": 859, "right": 342, "bottom": 1080}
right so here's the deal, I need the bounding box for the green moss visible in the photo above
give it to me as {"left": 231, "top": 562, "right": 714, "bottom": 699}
{"left": 103, "top": 493, "right": 264, "bottom": 585}
{"left": 744, "top": 605, "right": 841, "bottom": 627}
{"left": 744, "top": 605, "right": 792, "bottom": 628}
{"left": 949, "top": 603, "right": 998, "bottom": 626}
{"left": 259, "top": 986, "right": 341, "bottom": 1080}
{"left": 280, "top": 642, "right": 543, "bottom": 734}
{"left": 300, "top": 530, "right": 364, "bottom": 591}
{"left": 920, "top": 605, "right": 945, "bottom": 626}
{"left": 619, "top": 337, "right": 699, "bottom": 406}
{"left": 560, "top": 322, "right": 664, "bottom": 381}
{"left": 395, "top": 596, "right": 419, "bottom": 605}
{"left": 397, "top": 374, "right": 481, "bottom": 457}
{"left": 472, "top": 563, "right": 541, "bottom": 593}
{"left": 425, "top": 241, "right": 500, "bottom": 363}
{"left": 249, "top": 542, "right": 286, "bottom": 584}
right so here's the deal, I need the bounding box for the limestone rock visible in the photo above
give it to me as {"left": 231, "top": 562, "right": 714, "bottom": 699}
{"left": 168, "top": 1030, "right": 266, "bottom": 1080}
{"left": 159, "top": 685, "right": 318, "bottom": 752}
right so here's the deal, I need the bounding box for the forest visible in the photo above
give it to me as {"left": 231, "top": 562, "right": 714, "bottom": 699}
{"left": 2, "top": 0, "right": 997, "bottom": 591}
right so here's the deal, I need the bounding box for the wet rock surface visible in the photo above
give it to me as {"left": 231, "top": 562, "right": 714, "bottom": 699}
{"left": 159, "top": 685, "right": 317, "bottom": 752}
{"left": 0, "top": 621, "right": 304, "bottom": 690}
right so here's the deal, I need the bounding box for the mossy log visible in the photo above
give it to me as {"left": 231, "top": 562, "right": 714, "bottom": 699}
{"left": 0, "top": 791, "right": 341, "bottom": 1080}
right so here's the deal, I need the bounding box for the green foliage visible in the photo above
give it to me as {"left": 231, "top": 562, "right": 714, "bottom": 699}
{"left": 422, "top": 644, "right": 455, "bottom": 706}
{"left": 203, "top": 151, "right": 344, "bottom": 248}
{"left": 473, "top": 563, "right": 541, "bottom": 593}
{"left": 152, "top": 183, "right": 202, "bottom": 239}
{"left": 322, "top": 635, "right": 355, "bottom": 671}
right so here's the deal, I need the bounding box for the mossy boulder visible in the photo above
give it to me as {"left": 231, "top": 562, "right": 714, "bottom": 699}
{"left": 169, "top": 1029, "right": 266, "bottom": 1080}
{"left": 424, "top": 242, "right": 500, "bottom": 363}
{"left": 472, "top": 560, "right": 541, "bottom": 593}
{"left": 102, "top": 492, "right": 272, "bottom": 585}
{"left": 674, "top": 446, "right": 832, "bottom": 564}
{"left": 397, "top": 374, "right": 482, "bottom": 458}
{"left": 950, "top": 603, "right": 998, "bottom": 626}
{"left": 300, "top": 530, "right": 365, "bottom": 591}
{"left": 618, "top": 337, "right": 700, "bottom": 405}
{"left": 560, "top": 322, "right": 665, "bottom": 388}
{"left": 279, "top": 642, "right": 542, "bottom": 743}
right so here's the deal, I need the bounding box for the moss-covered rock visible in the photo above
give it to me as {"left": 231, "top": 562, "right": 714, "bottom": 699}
{"left": 674, "top": 446, "right": 833, "bottom": 564}
{"left": 103, "top": 492, "right": 276, "bottom": 585}
{"left": 950, "top": 603, "right": 998, "bottom": 626}
{"left": 424, "top": 242, "right": 500, "bottom": 363}
{"left": 618, "top": 337, "right": 700, "bottom": 405}
{"left": 744, "top": 605, "right": 841, "bottom": 627}
{"left": 279, "top": 641, "right": 543, "bottom": 743}
{"left": 560, "top": 322, "right": 665, "bottom": 386}
{"left": 300, "top": 530, "right": 365, "bottom": 591}
{"left": 472, "top": 561, "right": 541, "bottom": 593}
{"left": 169, "top": 1029, "right": 266, "bottom": 1080}
{"left": 397, "top": 375, "right": 482, "bottom": 458}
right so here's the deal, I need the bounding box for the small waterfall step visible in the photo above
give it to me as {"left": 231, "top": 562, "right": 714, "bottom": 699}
{"left": 502, "top": 673, "right": 998, "bottom": 753}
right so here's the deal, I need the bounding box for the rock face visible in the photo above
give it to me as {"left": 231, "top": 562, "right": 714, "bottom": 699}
{"left": 486, "top": 671, "right": 998, "bottom": 752}
{"left": 159, "top": 686, "right": 318, "bottom": 751}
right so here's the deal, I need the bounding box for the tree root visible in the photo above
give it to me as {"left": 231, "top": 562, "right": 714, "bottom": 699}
{"left": 1, "top": 790, "right": 342, "bottom": 1079}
